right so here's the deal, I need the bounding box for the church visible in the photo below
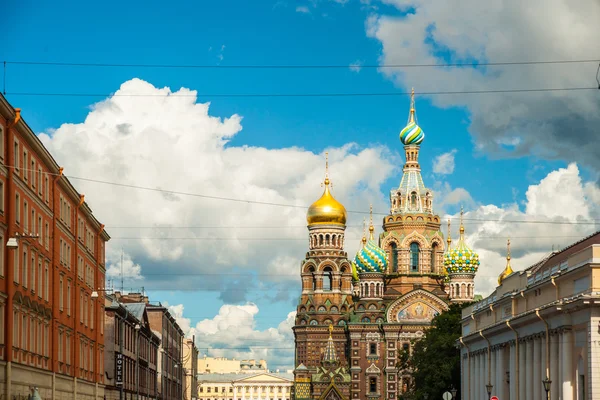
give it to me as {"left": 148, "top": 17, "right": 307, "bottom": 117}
{"left": 293, "top": 91, "right": 480, "bottom": 400}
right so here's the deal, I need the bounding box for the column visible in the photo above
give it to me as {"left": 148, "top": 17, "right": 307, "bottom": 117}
{"left": 541, "top": 335, "right": 547, "bottom": 395}
{"left": 534, "top": 336, "right": 541, "bottom": 400}
{"left": 551, "top": 333, "right": 559, "bottom": 400}
{"left": 234, "top": 385, "right": 238, "bottom": 400}
{"left": 509, "top": 342, "right": 517, "bottom": 400}
{"left": 558, "top": 331, "right": 563, "bottom": 400}
{"left": 479, "top": 352, "right": 485, "bottom": 400}
{"left": 242, "top": 385, "right": 246, "bottom": 400}
{"left": 474, "top": 353, "right": 479, "bottom": 400}
{"left": 526, "top": 339, "right": 534, "bottom": 400}
{"left": 562, "top": 330, "right": 573, "bottom": 400}
{"left": 469, "top": 354, "right": 474, "bottom": 400}
{"left": 497, "top": 346, "right": 506, "bottom": 400}
{"left": 490, "top": 349, "right": 496, "bottom": 397}
{"left": 518, "top": 340, "right": 526, "bottom": 400}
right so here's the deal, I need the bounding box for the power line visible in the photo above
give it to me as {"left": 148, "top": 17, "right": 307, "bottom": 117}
{"left": 4, "top": 163, "right": 599, "bottom": 225}
{"left": 4, "top": 87, "right": 597, "bottom": 98}
{"left": 5, "top": 59, "right": 600, "bottom": 69}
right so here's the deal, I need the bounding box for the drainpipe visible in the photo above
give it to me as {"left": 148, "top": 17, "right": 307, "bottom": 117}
{"left": 479, "top": 330, "right": 492, "bottom": 397}
{"left": 460, "top": 337, "right": 471, "bottom": 400}
{"left": 536, "top": 309, "right": 550, "bottom": 381}
{"left": 506, "top": 320, "right": 519, "bottom": 400}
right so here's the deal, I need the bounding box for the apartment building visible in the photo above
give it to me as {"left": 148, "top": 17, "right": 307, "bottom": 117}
{"left": 183, "top": 337, "right": 199, "bottom": 400}
{"left": 0, "top": 94, "right": 110, "bottom": 398}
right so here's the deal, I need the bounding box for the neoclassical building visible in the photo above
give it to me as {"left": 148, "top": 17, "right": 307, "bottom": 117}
{"left": 459, "top": 231, "right": 600, "bottom": 400}
{"left": 197, "top": 372, "right": 293, "bottom": 400}
{"left": 293, "top": 91, "right": 480, "bottom": 400}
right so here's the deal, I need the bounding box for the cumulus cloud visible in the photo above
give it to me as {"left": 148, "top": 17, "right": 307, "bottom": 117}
{"left": 366, "top": 0, "right": 600, "bottom": 170}
{"left": 296, "top": 5, "right": 310, "bottom": 13}
{"left": 432, "top": 149, "right": 457, "bottom": 175}
{"left": 349, "top": 60, "right": 363, "bottom": 73}
{"left": 173, "top": 303, "right": 296, "bottom": 371}
{"left": 38, "top": 78, "right": 397, "bottom": 302}
{"left": 451, "top": 163, "right": 600, "bottom": 295}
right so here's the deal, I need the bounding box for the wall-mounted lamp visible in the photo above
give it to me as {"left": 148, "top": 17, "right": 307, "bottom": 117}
{"left": 6, "top": 232, "right": 40, "bottom": 249}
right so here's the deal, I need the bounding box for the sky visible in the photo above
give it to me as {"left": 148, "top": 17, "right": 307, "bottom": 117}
{"left": 4, "top": 0, "right": 600, "bottom": 371}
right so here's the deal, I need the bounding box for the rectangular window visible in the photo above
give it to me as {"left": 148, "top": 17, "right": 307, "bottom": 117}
{"left": 31, "top": 208, "right": 35, "bottom": 235}
{"left": 80, "top": 291, "right": 84, "bottom": 323}
{"left": 22, "top": 246, "right": 28, "bottom": 288}
{"left": 37, "top": 259, "right": 42, "bottom": 297}
{"left": 45, "top": 176, "right": 49, "bottom": 204}
{"left": 91, "top": 300, "right": 94, "bottom": 330}
{"left": 22, "top": 315, "right": 27, "bottom": 350}
{"left": 13, "top": 312, "right": 18, "bottom": 347}
{"left": 67, "top": 281, "right": 71, "bottom": 316}
{"left": 84, "top": 295, "right": 88, "bottom": 327}
{"left": 38, "top": 216, "right": 42, "bottom": 245}
{"left": 369, "top": 377, "right": 377, "bottom": 393}
{"left": 370, "top": 343, "right": 377, "bottom": 355}
{"left": 58, "top": 331, "right": 63, "bottom": 362}
{"left": 23, "top": 202, "right": 28, "bottom": 233}
{"left": 0, "top": 305, "right": 4, "bottom": 345}
{"left": 38, "top": 167, "right": 43, "bottom": 195}
{"left": 44, "top": 262, "right": 49, "bottom": 301}
{"left": 31, "top": 158, "right": 36, "bottom": 188}
{"left": 0, "top": 233, "right": 4, "bottom": 277}
{"left": 14, "top": 141, "right": 19, "bottom": 172}
{"left": 66, "top": 334, "right": 70, "bottom": 365}
{"left": 23, "top": 149, "right": 28, "bottom": 180}
{"left": 13, "top": 245, "right": 19, "bottom": 284}
{"left": 59, "top": 276, "right": 64, "bottom": 311}
{"left": 0, "top": 181, "right": 4, "bottom": 213}
{"left": 30, "top": 252, "right": 35, "bottom": 291}
{"left": 15, "top": 193, "right": 20, "bottom": 224}
{"left": 45, "top": 223, "right": 49, "bottom": 250}
{"left": 0, "top": 126, "right": 3, "bottom": 160}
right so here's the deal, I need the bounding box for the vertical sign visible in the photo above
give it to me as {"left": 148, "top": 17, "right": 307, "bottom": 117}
{"left": 115, "top": 352, "right": 124, "bottom": 385}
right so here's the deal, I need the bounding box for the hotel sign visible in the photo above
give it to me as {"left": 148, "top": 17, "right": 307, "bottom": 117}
{"left": 115, "top": 352, "right": 124, "bottom": 385}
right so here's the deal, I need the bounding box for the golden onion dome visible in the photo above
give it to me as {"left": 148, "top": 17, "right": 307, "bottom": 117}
{"left": 498, "top": 238, "right": 514, "bottom": 285}
{"left": 306, "top": 153, "right": 347, "bottom": 226}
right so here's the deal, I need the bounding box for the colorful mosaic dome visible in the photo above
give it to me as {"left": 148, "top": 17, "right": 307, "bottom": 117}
{"left": 400, "top": 121, "right": 425, "bottom": 146}
{"left": 444, "top": 216, "right": 480, "bottom": 274}
{"left": 354, "top": 223, "right": 387, "bottom": 274}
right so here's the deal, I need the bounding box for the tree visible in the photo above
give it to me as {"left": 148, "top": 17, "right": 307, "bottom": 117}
{"left": 397, "top": 303, "right": 467, "bottom": 400}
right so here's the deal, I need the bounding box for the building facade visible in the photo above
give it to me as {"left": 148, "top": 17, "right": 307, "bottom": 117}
{"left": 292, "top": 90, "right": 480, "bottom": 400}
{"left": 0, "top": 94, "right": 110, "bottom": 398}
{"left": 198, "top": 356, "right": 268, "bottom": 375}
{"left": 183, "top": 337, "right": 199, "bottom": 400}
{"left": 459, "top": 231, "right": 600, "bottom": 400}
{"left": 197, "top": 372, "right": 293, "bottom": 400}
{"left": 104, "top": 294, "right": 160, "bottom": 400}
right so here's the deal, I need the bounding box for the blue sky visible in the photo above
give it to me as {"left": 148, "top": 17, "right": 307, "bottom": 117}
{"left": 5, "top": 0, "right": 600, "bottom": 369}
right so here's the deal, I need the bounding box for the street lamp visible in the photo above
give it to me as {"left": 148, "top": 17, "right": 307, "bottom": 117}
{"left": 6, "top": 232, "right": 40, "bottom": 249}
{"left": 542, "top": 377, "right": 552, "bottom": 400}
{"left": 485, "top": 383, "right": 493, "bottom": 400}
{"left": 91, "top": 288, "right": 112, "bottom": 299}
{"left": 450, "top": 386, "right": 457, "bottom": 399}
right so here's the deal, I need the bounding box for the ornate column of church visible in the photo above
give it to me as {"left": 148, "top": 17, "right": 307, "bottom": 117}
{"left": 534, "top": 335, "right": 541, "bottom": 399}
{"left": 509, "top": 341, "right": 517, "bottom": 400}
{"left": 562, "top": 330, "right": 573, "bottom": 400}
{"left": 551, "top": 332, "right": 559, "bottom": 400}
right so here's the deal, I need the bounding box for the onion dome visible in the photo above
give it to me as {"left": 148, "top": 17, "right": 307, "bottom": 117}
{"left": 353, "top": 207, "right": 388, "bottom": 274}
{"left": 306, "top": 152, "right": 347, "bottom": 226}
{"left": 498, "top": 238, "right": 514, "bottom": 285}
{"left": 399, "top": 88, "right": 425, "bottom": 146}
{"left": 444, "top": 208, "right": 480, "bottom": 274}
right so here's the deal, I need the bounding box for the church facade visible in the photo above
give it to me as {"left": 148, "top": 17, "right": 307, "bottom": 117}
{"left": 293, "top": 91, "right": 480, "bottom": 400}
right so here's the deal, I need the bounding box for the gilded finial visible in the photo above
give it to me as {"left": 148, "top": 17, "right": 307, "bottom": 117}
{"left": 447, "top": 219, "right": 452, "bottom": 248}
{"left": 498, "top": 237, "right": 514, "bottom": 285}
{"left": 323, "top": 151, "right": 330, "bottom": 186}
{"left": 368, "top": 204, "right": 375, "bottom": 240}
{"left": 328, "top": 324, "right": 333, "bottom": 337}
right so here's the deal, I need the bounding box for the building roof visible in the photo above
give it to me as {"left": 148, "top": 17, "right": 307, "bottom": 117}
{"left": 197, "top": 372, "right": 293, "bottom": 383}
{"left": 123, "top": 303, "right": 146, "bottom": 321}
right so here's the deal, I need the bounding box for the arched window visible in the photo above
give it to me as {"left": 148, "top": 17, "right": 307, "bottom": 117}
{"left": 330, "top": 306, "right": 339, "bottom": 313}
{"left": 312, "top": 274, "right": 317, "bottom": 290}
{"left": 318, "top": 306, "right": 326, "bottom": 312}
{"left": 410, "top": 242, "right": 420, "bottom": 272}
{"left": 390, "top": 243, "right": 398, "bottom": 272}
{"left": 376, "top": 317, "right": 384, "bottom": 324}
{"left": 323, "top": 267, "right": 333, "bottom": 291}
{"left": 431, "top": 243, "right": 438, "bottom": 273}
{"left": 362, "top": 317, "right": 371, "bottom": 323}
{"left": 309, "top": 320, "right": 318, "bottom": 325}
{"left": 338, "top": 319, "right": 346, "bottom": 326}
{"left": 323, "top": 319, "right": 333, "bottom": 326}
{"left": 410, "top": 192, "right": 417, "bottom": 209}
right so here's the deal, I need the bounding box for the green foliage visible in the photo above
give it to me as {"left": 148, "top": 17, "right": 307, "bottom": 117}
{"left": 398, "top": 303, "right": 467, "bottom": 400}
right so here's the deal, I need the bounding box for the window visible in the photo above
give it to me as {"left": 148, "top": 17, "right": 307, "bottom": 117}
{"left": 59, "top": 276, "right": 64, "bottom": 311}
{"left": 91, "top": 300, "right": 94, "bottom": 329}
{"left": 67, "top": 281, "right": 71, "bottom": 315}
{"left": 369, "top": 377, "right": 377, "bottom": 393}
{"left": 23, "top": 202, "right": 28, "bottom": 232}
{"left": 44, "top": 176, "right": 49, "bottom": 204}
{"left": 410, "top": 192, "right": 417, "bottom": 209}
{"left": 38, "top": 167, "right": 43, "bottom": 195}
{"left": 410, "top": 243, "right": 420, "bottom": 272}
{"left": 0, "top": 126, "right": 3, "bottom": 160}
{"left": 15, "top": 193, "right": 20, "bottom": 224}
{"left": 44, "top": 262, "right": 49, "bottom": 301}
{"left": 22, "top": 246, "right": 28, "bottom": 287}
{"left": 22, "top": 315, "right": 27, "bottom": 350}
{"left": 31, "top": 158, "right": 36, "bottom": 188}
{"left": 0, "top": 181, "right": 4, "bottom": 212}
{"left": 23, "top": 149, "right": 28, "bottom": 180}
{"left": 38, "top": 216, "right": 42, "bottom": 245}
{"left": 37, "top": 259, "right": 42, "bottom": 297}
{"left": 323, "top": 267, "right": 333, "bottom": 291}
{"left": 13, "top": 246, "right": 19, "bottom": 284}
{"left": 31, "top": 208, "right": 35, "bottom": 235}
{"left": 0, "top": 233, "right": 4, "bottom": 276}
{"left": 369, "top": 343, "right": 377, "bottom": 355}
{"left": 45, "top": 223, "right": 49, "bottom": 250}
{"left": 390, "top": 242, "right": 398, "bottom": 272}
{"left": 309, "top": 320, "right": 318, "bottom": 325}
{"left": 30, "top": 252, "right": 35, "bottom": 290}
{"left": 14, "top": 141, "right": 19, "bottom": 172}
{"left": 362, "top": 317, "right": 371, "bottom": 323}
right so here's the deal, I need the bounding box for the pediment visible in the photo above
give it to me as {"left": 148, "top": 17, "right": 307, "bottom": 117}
{"left": 318, "top": 383, "right": 347, "bottom": 400}
{"left": 234, "top": 373, "right": 292, "bottom": 383}
{"left": 386, "top": 289, "right": 448, "bottom": 323}
{"left": 366, "top": 363, "right": 381, "bottom": 374}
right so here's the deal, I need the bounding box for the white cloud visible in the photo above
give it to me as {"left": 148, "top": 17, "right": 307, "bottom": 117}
{"left": 296, "top": 5, "right": 310, "bottom": 13}
{"left": 38, "top": 78, "right": 397, "bottom": 302}
{"left": 174, "top": 303, "right": 296, "bottom": 370}
{"left": 349, "top": 60, "right": 363, "bottom": 73}
{"left": 366, "top": 0, "right": 600, "bottom": 169}
{"left": 451, "top": 163, "right": 600, "bottom": 295}
{"left": 432, "top": 149, "right": 457, "bottom": 175}
{"left": 106, "top": 250, "right": 143, "bottom": 281}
